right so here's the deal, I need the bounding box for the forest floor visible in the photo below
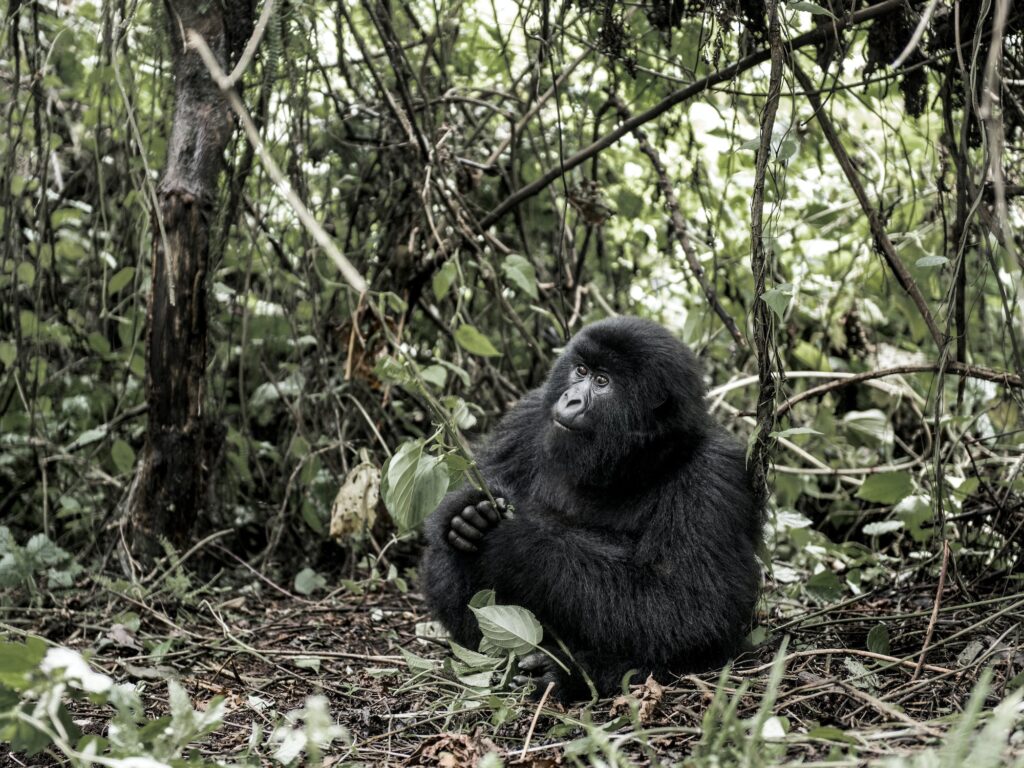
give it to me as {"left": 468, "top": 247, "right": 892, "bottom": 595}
{"left": 5, "top": 564, "right": 1024, "bottom": 767}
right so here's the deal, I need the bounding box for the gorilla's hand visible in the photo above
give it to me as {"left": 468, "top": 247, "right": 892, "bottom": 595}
{"left": 446, "top": 497, "right": 512, "bottom": 553}
{"left": 513, "top": 650, "right": 566, "bottom": 700}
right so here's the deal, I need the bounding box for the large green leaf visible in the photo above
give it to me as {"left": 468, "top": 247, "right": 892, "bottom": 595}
{"left": 381, "top": 440, "right": 449, "bottom": 532}
{"left": 500, "top": 255, "right": 538, "bottom": 299}
{"left": 454, "top": 324, "right": 500, "bottom": 357}
{"left": 432, "top": 261, "right": 458, "bottom": 300}
{"left": 760, "top": 284, "right": 793, "bottom": 320}
{"left": 856, "top": 472, "right": 914, "bottom": 505}
{"left": 470, "top": 603, "right": 542, "bottom": 655}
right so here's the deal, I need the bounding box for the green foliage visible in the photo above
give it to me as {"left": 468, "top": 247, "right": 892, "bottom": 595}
{"left": 0, "top": 527, "right": 82, "bottom": 595}
{"left": 2, "top": 0, "right": 1023, "bottom": 760}
{"left": 0, "top": 638, "right": 351, "bottom": 767}
{"left": 0, "top": 638, "right": 224, "bottom": 765}
{"left": 267, "top": 696, "right": 349, "bottom": 765}
{"left": 380, "top": 439, "right": 451, "bottom": 533}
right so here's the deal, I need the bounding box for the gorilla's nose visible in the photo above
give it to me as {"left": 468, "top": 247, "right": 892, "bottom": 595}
{"left": 556, "top": 390, "right": 586, "bottom": 423}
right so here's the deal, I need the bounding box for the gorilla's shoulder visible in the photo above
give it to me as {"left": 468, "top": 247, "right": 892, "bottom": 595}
{"left": 475, "top": 389, "right": 547, "bottom": 466}
{"left": 672, "top": 426, "right": 762, "bottom": 529}
{"left": 695, "top": 427, "right": 750, "bottom": 475}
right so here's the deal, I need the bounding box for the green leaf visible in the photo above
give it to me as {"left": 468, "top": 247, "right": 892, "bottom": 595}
{"left": 449, "top": 642, "right": 502, "bottom": 669}
{"left": 501, "top": 255, "right": 539, "bottom": 299}
{"left": 805, "top": 569, "right": 844, "bottom": 601}
{"left": 454, "top": 324, "right": 500, "bottom": 357}
{"left": 866, "top": 623, "right": 890, "bottom": 655}
{"left": 67, "top": 426, "right": 107, "bottom": 450}
{"left": 806, "top": 726, "right": 858, "bottom": 744}
{"left": 375, "top": 356, "right": 414, "bottom": 387}
{"left": 770, "top": 427, "right": 821, "bottom": 439}
{"left": 25, "top": 534, "right": 68, "bottom": 566}
{"left": 381, "top": 291, "right": 407, "bottom": 314}
{"left": 0, "top": 342, "right": 15, "bottom": 367}
{"left": 400, "top": 647, "right": 437, "bottom": 672}
{"left": 856, "top": 472, "right": 914, "bottom": 505}
{"left": 470, "top": 589, "right": 496, "bottom": 608}
{"left": 432, "top": 261, "right": 458, "bottom": 300}
{"left": 760, "top": 285, "right": 793, "bottom": 320}
{"left": 843, "top": 409, "right": 893, "bottom": 445}
{"left": 915, "top": 255, "right": 949, "bottom": 268}
{"left": 381, "top": 440, "right": 449, "bottom": 532}
{"left": 110, "top": 439, "right": 135, "bottom": 475}
{"left": 616, "top": 188, "right": 644, "bottom": 218}
{"left": 778, "top": 139, "right": 798, "bottom": 162}
{"left": 16, "top": 262, "right": 35, "bottom": 287}
{"left": 442, "top": 396, "right": 477, "bottom": 429}
{"left": 87, "top": 332, "right": 111, "bottom": 356}
{"left": 419, "top": 364, "right": 447, "bottom": 389}
{"left": 293, "top": 656, "right": 322, "bottom": 671}
{"left": 789, "top": 0, "right": 835, "bottom": 15}
{"left": 108, "top": 266, "right": 136, "bottom": 294}
{"left": 294, "top": 567, "right": 326, "bottom": 596}
{"left": 470, "top": 604, "right": 543, "bottom": 655}
{"left": 0, "top": 638, "right": 47, "bottom": 689}
{"left": 437, "top": 359, "right": 471, "bottom": 387}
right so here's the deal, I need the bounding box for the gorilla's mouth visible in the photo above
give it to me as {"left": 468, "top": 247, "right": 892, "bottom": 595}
{"left": 552, "top": 419, "right": 576, "bottom": 432}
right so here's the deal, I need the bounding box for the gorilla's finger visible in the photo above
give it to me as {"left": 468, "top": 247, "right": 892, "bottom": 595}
{"left": 517, "top": 651, "right": 548, "bottom": 672}
{"left": 451, "top": 516, "right": 484, "bottom": 540}
{"left": 511, "top": 675, "right": 533, "bottom": 688}
{"left": 464, "top": 506, "right": 493, "bottom": 529}
{"left": 447, "top": 530, "right": 478, "bottom": 552}
{"left": 474, "top": 500, "right": 500, "bottom": 525}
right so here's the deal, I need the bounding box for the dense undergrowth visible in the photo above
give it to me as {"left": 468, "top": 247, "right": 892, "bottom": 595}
{"left": 2, "top": 0, "right": 1023, "bottom": 763}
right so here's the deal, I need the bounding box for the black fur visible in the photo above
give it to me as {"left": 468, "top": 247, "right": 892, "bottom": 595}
{"left": 420, "top": 317, "right": 763, "bottom": 699}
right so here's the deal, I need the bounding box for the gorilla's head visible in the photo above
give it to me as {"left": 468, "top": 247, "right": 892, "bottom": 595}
{"left": 542, "top": 317, "right": 709, "bottom": 483}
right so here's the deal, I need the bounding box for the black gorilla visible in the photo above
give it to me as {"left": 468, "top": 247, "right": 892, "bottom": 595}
{"left": 420, "top": 317, "right": 763, "bottom": 699}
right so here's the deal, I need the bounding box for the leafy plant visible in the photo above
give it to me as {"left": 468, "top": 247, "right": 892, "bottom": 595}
{"left": 0, "top": 527, "right": 82, "bottom": 595}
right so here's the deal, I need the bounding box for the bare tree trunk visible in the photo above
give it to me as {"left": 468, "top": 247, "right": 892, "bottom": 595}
{"left": 129, "top": 0, "right": 252, "bottom": 561}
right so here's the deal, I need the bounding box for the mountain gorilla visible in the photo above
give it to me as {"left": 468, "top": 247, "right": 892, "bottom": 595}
{"left": 420, "top": 317, "right": 763, "bottom": 700}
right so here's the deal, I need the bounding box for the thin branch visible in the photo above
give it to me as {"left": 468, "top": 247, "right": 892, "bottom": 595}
{"left": 791, "top": 61, "right": 944, "bottom": 347}
{"left": 748, "top": 0, "right": 784, "bottom": 494}
{"left": 224, "top": 0, "right": 275, "bottom": 87}
{"left": 774, "top": 362, "right": 1024, "bottom": 418}
{"left": 891, "top": 0, "right": 940, "bottom": 68}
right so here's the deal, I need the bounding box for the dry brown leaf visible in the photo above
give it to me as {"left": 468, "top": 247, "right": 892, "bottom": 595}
{"left": 608, "top": 674, "right": 665, "bottom": 722}
{"left": 329, "top": 461, "right": 380, "bottom": 542}
{"left": 404, "top": 732, "right": 499, "bottom": 767}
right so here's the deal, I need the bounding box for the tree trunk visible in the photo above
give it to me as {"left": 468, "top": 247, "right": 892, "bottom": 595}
{"left": 129, "top": 0, "right": 252, "bottom": 561}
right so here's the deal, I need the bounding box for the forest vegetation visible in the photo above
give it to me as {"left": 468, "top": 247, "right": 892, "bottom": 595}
{"left": 1, "top": 0, "right": 1023, "bottom": 763}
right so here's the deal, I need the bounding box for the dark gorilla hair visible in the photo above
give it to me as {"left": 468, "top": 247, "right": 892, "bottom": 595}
{"left": 420, "top": 317, "right": 763, "bottom": 700}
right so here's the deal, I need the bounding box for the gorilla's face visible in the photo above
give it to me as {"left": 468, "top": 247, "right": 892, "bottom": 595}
{"left": 542, "top": 322, "right": 660, "bottom": 481}
{"left": 550, "top": 360, "right": 615, "bottom": 434}
{"left": 540, "top": 317, "right": 710, "bottom": 484}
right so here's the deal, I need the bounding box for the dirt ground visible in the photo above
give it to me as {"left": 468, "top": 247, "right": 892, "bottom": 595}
{"left": 5, "top": 563, "right": 1023, "bottom": 767}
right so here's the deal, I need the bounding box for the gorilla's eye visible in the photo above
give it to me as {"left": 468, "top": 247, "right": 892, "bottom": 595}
{"left": 594, "top": 373, "right": 610, "bottom": 387}
{"left": 575, "top": 364, "right": 588, "bottom": 377}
